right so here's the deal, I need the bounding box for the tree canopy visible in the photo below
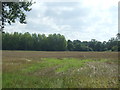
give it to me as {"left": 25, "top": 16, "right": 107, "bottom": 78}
{"left": 2, "top": 32, "right": 120, "bottom": 51}
{"left": 0, "top": 1, "right": 33, "bottom": 32}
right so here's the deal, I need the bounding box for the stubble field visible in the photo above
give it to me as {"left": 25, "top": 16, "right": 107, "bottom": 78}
{"left": 2, "top": 51, "right": 119, "bottom": 88}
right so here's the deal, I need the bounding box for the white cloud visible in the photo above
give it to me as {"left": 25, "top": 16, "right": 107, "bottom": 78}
{"left": 5, "top": 0, "right": 118, "bottom": 41}
{"left": 5, "top": 22, "right": 27, "bottom": 33}
{"left": 51, "top": 7, "right": 74, "bottom": 15}
{"left": 81, "top": 0, "right": 118, "bottom": 9}
{"left": 29, "top": 2, "right": 47, "bottom": 17}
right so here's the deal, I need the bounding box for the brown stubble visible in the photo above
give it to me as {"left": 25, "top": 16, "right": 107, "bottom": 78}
{"left": 2, "top": 51, "right": 119, "bottom": 59}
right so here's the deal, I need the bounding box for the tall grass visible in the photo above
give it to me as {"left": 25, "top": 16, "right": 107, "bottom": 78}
{"left": 3, "top": 57, "right": 118, "bottom": 88}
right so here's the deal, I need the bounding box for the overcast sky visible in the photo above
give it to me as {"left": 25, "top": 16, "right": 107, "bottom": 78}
{"left": 5, "top": 0, "right": 119, "bottom": 41}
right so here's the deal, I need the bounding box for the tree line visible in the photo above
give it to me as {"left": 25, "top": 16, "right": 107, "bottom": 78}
{"left": 2, "top": 32, "right": 120, "bottom": 51}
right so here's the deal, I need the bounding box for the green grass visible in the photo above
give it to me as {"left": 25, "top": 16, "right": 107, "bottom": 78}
{"left": 3, "top": 58, "right": 119, "bottom": 88}
{"left": 54, "top": 58, "right": 94, "bottom": 73}
{"left": 21, "top": 58, "right": 94, "bottom": 73}
{"left": 3, "top": 72, "right": 118, "bottom": 88}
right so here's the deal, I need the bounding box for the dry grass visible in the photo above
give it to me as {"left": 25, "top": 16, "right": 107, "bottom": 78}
{"left": 2, "top": 51, "right": 118, "bottom": 59}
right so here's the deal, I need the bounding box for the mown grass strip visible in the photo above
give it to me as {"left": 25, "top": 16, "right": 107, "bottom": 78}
{"left": 21, "top": 58, "right": 109, "bottom": 73}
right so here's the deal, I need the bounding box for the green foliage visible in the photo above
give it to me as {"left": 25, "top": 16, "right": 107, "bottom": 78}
{"left": 2, "top": 32, "right": 67, "bottom": 51}
{"left": 46, "top": 34, "right": 67, "bottom": 51}
{"left": 1, "top": 1, "right": 33, "bottom": 32}
{"left": 2, "top": 2, "right": 32, "bottom": 24}
{"left": 67, "top": 40, "right": 74, "bottom": 51}
{"left": 2, "top": 32, "right": 120, "bottom": 51}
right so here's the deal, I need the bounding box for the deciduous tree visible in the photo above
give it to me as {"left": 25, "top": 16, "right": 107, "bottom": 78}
{"left": 0, "top": 1, "right": 33, "bottom": 32}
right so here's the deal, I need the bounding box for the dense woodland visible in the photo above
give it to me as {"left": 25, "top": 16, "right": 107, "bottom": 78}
{"left": 2, "top": 32, "right": 120, "bottom": 51}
